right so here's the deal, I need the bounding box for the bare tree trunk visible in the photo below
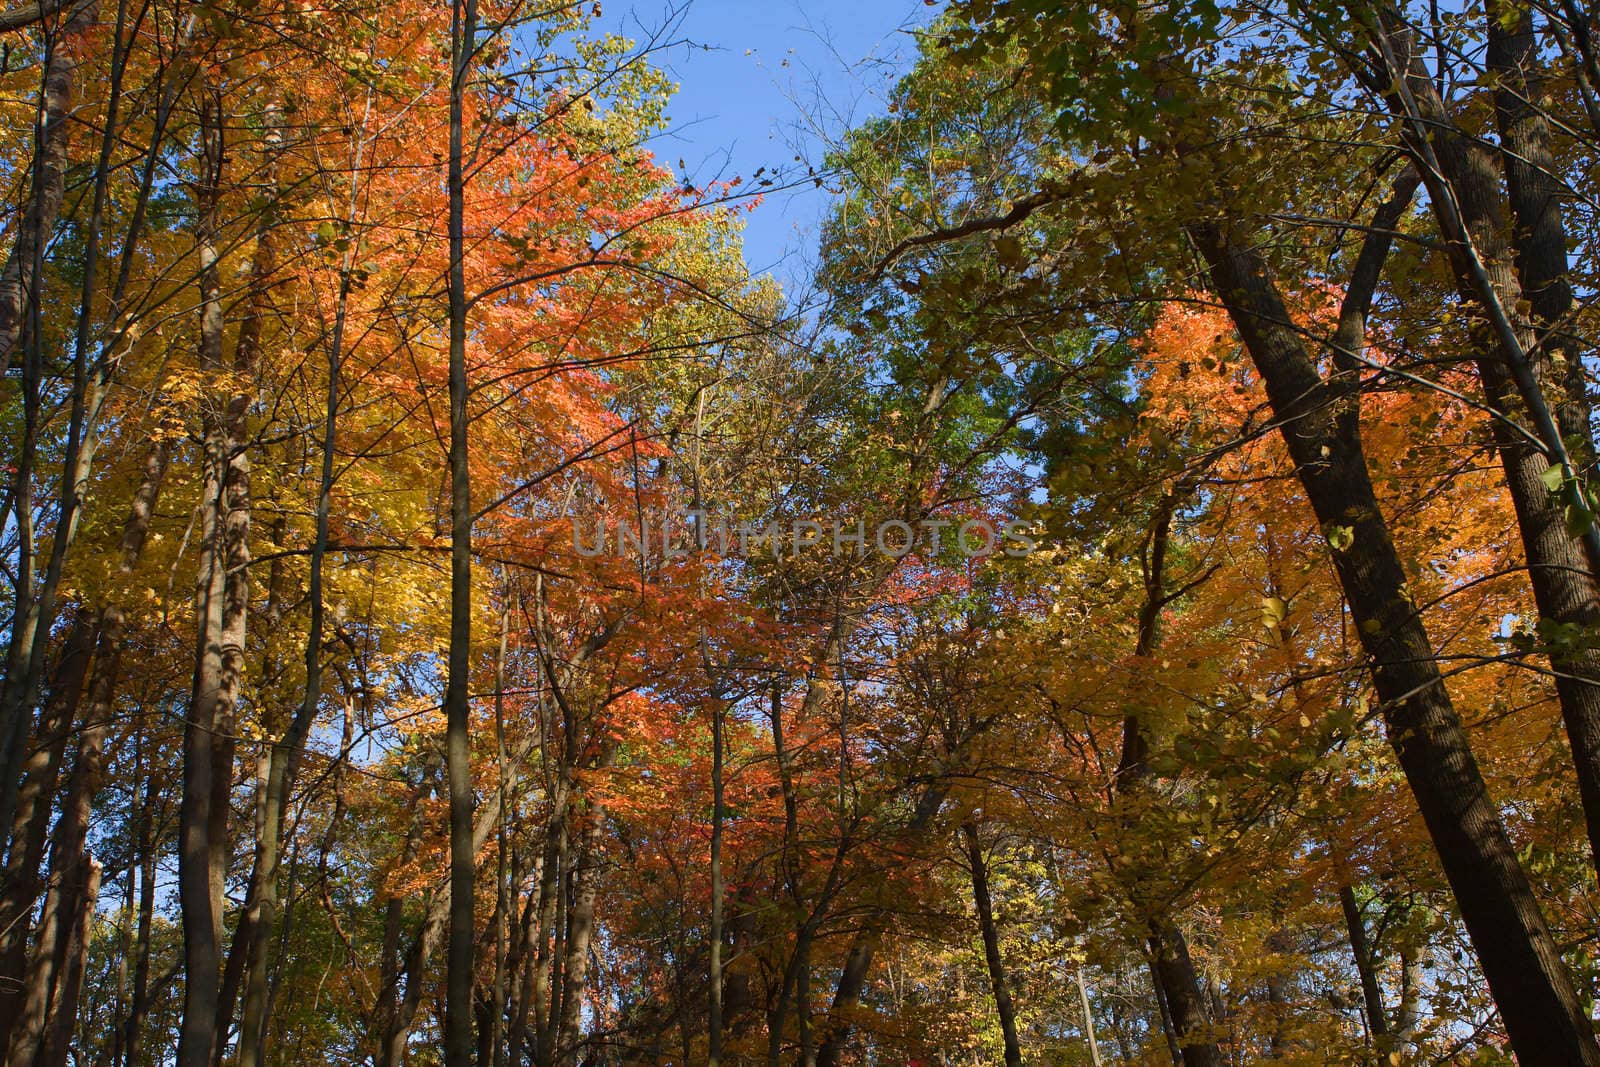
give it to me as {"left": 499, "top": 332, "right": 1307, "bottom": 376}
{"left": 1110, "top": 483, "right": 1224, "bottom": 1067}
{"left": 443, "top": 0, "right": 480, "bottom": 1061}
{"left": 961, "top": 822, "right": 1022, "bottom": 1067}
{"left": 1394, "top": 944, "right": 1424, "bottom": 1050}
{"left": 5, "top": 610, "right": 122, "bottom": 1066}
{"left": 122, "top": 771, "right": 159, "bottom": 1067}
{"left": 489, "top": 602, "right": 513, "bottom": 1067}
{"left": 1143, "top": 919, "right": 1220, "bottom": 1067}
{"left": 766, "top": 679, "right": 799, "bottom": 1067}
{"left": 0, "top": 0, "right": 94, "bottom": 377}
{"left": 1338, "top": 884, "right": 1388, "bottom": 1048}
{"left": 555, "top": 797, "right": 607, "bottom": 1065}
{"left": 1149, "top": 955, "right": 1184, "bottom": 1066}
{"left": 724, "top": 885, "right": 756, "bottom": 1039}
{"left": 38, "top": 858, "right": 101, "bottom": 1067}
{"left": 507, "top": 862, "right": 540, "bottom": 1067}
{"left": 178, "top": 81, "right": 252, "bottom": 1067}
{"left": 812, "top": 784, "right": 947, "bottom": 1067}
{"left": 375, "top": 755, "right": 526, "bottom": 1066}
{"left": 371, "top": 764, "right": 432, "bottom": 1067}
{"left": 708, "top": 687, "right": 725, "bottom": 1066}
{"left": 531, "top": 763, "right": 568, "bottom": 1067}
{"left": 233, "top": 94, "right": 354, "bottom": 1067}
{"left": 1485, "top": 1, "right": 1591, "bottom": 467}
{"left": 0, "top": 623, "right": 89, "bottom": 1048}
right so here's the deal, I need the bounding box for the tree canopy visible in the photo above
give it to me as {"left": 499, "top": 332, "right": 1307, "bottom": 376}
{"left": 4, "top": 0, "right": 1600, "bottom": 1063}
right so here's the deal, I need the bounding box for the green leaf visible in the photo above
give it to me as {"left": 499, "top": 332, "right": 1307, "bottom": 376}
{"left": 1566, "top": 502, "right": 1594, "bottom": 538}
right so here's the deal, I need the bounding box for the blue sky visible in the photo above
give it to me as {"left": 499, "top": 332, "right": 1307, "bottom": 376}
{"left": 601, "top": 0, "right": 942, "bottom": 292}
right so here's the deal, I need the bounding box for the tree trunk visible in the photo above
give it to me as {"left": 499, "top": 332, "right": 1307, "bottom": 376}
{"left": 1191, "top": 218, "right": 1600, "bottom": 1065}
{"left": 0, "top": 0, "right": 104, "bottom": 865}
{"left": 555, "top": 797, "right": 607, "bottom": 1065}
{"left": 374, "top": 754, "right": 525, "bottom": 1066}
{"left": 178, "top": 82, "right": 251, "bottom": 1067}
{"left": 506, "top": 875, "right": 541, "bottom": 1067}
{"left": 0, "top": 0, "right": 94, "bottom": 377}
{"left": 443, "top": 0, "right": 480, "bottom": 1061}
{"left": 234, "top": 98, "right": 346, "bottom": 1067}
{"left": 812, "top": 784, "right": 947, "bottom": 1067}
{"left": 5, "top": 608, "right": 123, "bottom": 1066}
{"left": 1076, "top": 967, "right": 1103, "bottom": 1066}
{"left": 961, "top": 822, "right": 1022, "bottom": 1067}
{"left": 0, "top": 621, "right": 89, "bottom": 1049}
{"left": 1149, "top": 956, "right": 1184, "bottom": 1066}
{"left": 1360, "top": 2, "right": 1600, "bottom": 891}
{"left": 1485, "top": 1, "right": 1591, "bottom": 469}
{"left": 531, "top": 766, "right": 568, "bottom": 1067}
{"left": 1394, "top": 944, "right": 1424, "bottom": 1049}
{"left": 372, "top": 770, "right": 431, "bottom": 1067}
{"left": 708, "top": 689, "right": 725, "bottom": 1066}
{"left": 122, "top": 772, "right": 159, "bottom": 1067}
{"left": 1112, "top": 484, "right": 1225, "bottom": 1067}
{"left": 1338, "top": 884, "right": 1389, "bottom": 1047}
{"left": 38, "top": 857, "right": 101, "bottom": 1067}
{"left": 1144, "top": 919, "right": 1220, "bottom": 1067}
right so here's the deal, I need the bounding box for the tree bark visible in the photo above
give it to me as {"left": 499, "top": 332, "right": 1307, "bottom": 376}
{"left": 0, "top": 0, "right": 103, "bottom": 864}
{"left": 443, "top": 0, "right": 480, "bottom": 1061}
{"left": 555, "top": 795, "right": 607, "bottom": 1065}
{"left": 961, "top": 822, "right": 1022, "bottom": 1067}
{"left": 1192, "top": 218, "right": 1600, "bottom": 1065}
{"left": 0, "top": 621, "right": 89, "bottom": 1049}
{"left": 178, "top": 82, "right": 252, "bottom": 1067}
{"left": 234, "top": 97, "right": 347, "bottom": 1067}
{"left": 0, "top": 0, "right": 94, "bottom": 373}
{"left": 812, "top": 783, "right": 947, "bottom": 1067}
{"left": 5, "top": 608, "right": 124, "bottom": 1067}
{"left": 1338, "top": 884, "right": 1389, "bottom": 1047}
{"left": 1357, "top": 2, "right": 1600, "bottom": 891}
{"left": 122, "top": 771, "right": 160, "bottom": 1067}
{"left": 37, "top": 857, "right": 100, "bottom": 1067}
{"left": 1485, "top": 1, "right": 1591, "bottom": 468}
{"left": 1112, "top": 484, "right": 1224, "bottom": 1067}
{"left": 708, "top": 690, "right": 726, "bottom": 1066}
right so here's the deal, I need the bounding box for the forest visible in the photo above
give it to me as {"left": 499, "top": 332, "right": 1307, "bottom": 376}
{"left": 7, "top": 0, "right": 1600, "bottom": 1062}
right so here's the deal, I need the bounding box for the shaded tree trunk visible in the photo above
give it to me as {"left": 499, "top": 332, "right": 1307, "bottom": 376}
{"left": 0, "top": 0, "right": 93, "bottom": 377}
{"left": 961, "top": 822, "right": 1022, "bottom": 1067}
{"left": 443, "top": 0, "right": 480, "bottom": 1060}
{"left": 38, "top": 858, "right": 101, "bottom": 1067}
{"left": 178, "top": 82, "right": 252, "bottom": 1067}
{"left": 0, "top": 621, "right": 90, "bottom": 1050}
{"left": 1113, "top": 483, "right": 1224, "bottom": 1067}
{"left": 122, "top": 771, "right": 160, "bottom": 1067}
{"left": 555, "top": 795, "right": 608, "bottom": 1065}
{"left": 0, "top": 0, "right": 104, "bottom": 863}
{"left": 1338, "top": 884, "right": 1389, "bottom": 1047}
{"left": 1345, "top": 3, "right": 1600, "bottom": 898}
{"left": 1191, "top": 217, "right": 1600, "bottom": 1065}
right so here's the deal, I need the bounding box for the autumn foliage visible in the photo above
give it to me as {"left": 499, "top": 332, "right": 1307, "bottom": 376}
{"left": 5, "top": 0, "right": 1600, "bottom": 1064}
